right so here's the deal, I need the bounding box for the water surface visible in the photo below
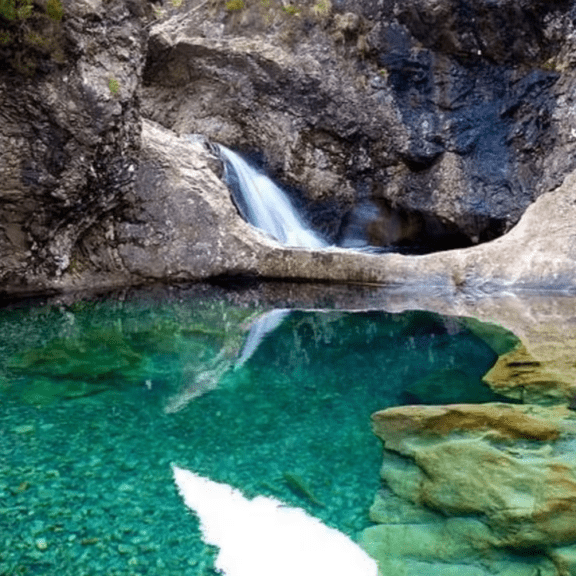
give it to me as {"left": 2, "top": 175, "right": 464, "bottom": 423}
{"left": 0, "top": 286, "right": 518, "bottom": 575}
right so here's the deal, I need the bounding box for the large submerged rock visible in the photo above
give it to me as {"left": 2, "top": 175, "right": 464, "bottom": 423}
{"left": 362, "top": 403, "right": 576, "bottom": 575}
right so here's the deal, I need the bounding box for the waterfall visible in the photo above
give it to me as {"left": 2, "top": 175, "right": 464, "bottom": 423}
{"left": 217, "top": 145, "right": 328, "bottom": 249}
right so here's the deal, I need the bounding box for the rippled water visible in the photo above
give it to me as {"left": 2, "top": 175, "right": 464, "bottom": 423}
{"left": 0, "top": 286, "right": 518, "bottom": 575}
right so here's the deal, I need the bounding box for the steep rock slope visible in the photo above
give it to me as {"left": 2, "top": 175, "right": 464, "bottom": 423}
{"left": 1, "top": 0, "right": 576, "bottom": 293}
{"left": 142, "top": 0, "right": 576, "bottom": 246}
{"left": 0, "top": 0, "right": 146, "bottom": 290}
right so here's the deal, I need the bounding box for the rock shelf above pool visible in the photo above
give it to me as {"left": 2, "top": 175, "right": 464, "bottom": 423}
{"left": 362, "top": 403, "right": 576, "bottom": 575}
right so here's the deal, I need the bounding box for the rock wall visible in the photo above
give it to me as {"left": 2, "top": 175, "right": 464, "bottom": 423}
{"left": 141, "top": 0, "right": 576, "bottom": 246}
{"left": 1, "top": 0, "right": 576, "bottom": 294}
{"left": 0, "top": 0, "right": 146, "bottom": 291}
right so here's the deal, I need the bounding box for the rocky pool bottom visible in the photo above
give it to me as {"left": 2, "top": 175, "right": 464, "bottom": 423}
{"left": 0, "top": 282, "right": 537, "bottom": 576}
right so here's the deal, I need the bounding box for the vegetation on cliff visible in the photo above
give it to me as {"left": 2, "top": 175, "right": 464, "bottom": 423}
{"left": 0, "top": 0, "right": 65, "bottom": 74}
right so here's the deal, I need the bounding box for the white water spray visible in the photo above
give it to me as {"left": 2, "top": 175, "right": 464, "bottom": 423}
{"left": 218, "top": 145, "right": 328, "bottom": 249}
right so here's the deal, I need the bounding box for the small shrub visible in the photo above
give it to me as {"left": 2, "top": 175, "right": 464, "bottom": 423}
{"left": 1, "top": 0, "right": 66, "bottom": 73}
{"left": 282, "top": 4, "right": 300, "bottom": 15}
{"left": 0, "top": 0, "right": 33, "bottom": 21}
{"left": 46, "top": 0, "right": 63, "bottom": 21}
{"left": 26, "top": 31, "right": 44, "bottom": 45}
{"left": 171, "top": 0, "right": 183, "bottom": 6}
{"left": 108, "top": 76, "right": 120, "bottom": 96}
{"left": 225, "top": 0, "right": 244, "bottom": 10}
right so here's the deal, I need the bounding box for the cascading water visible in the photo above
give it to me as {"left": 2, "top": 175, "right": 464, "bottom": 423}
{"left": 216, "top": 144, "right": 474, "bottom": 254}
{"left": 217, "top": 145, "right": 328, "bottom": 249}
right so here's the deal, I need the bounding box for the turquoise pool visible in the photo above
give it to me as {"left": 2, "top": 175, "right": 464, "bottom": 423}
{"left": 0, "top": 285, "right": 517, "bottom": 575}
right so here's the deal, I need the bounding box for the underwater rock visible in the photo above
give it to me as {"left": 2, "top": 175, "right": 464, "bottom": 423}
{"left": 379, "top": 292, "right": 576, "bottom": 408}
{"left": 363, "top": 402, "right": 576, "bottom": 574}
{"left": 361, "top": 488, "right": 560, "bottom": 576}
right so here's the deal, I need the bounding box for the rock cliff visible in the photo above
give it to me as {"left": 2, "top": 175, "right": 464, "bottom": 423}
{"left": 142, "top": 0, "right": 576, "bottom": 246}
{"left": 1, "top": 0, "right": 576, "bottom": 293}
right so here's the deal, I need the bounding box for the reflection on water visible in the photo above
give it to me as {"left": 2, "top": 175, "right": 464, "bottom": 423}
{"left": 0, "top": 288, "right": 518, "bottom": 575}
{"left": 172, "top": 465, "right": 378, "bottom": 576}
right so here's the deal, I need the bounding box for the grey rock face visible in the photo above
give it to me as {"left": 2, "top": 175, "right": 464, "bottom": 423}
{"left": 0, "top": 0, "right": 146, "bottom": 291}
{"left": 141, "top": 0, "right": 576, "bottom": 246}
{"left": 1, "top": 0, "right": 576, "bottom": 295}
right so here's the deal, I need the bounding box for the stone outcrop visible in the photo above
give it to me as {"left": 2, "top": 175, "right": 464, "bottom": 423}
{"left": 3, "top": 113, "right": 576, "bottom": 295}
{"left": 142, "top": 0, "right": 576, "bottom": 246}
{"left": 362, "top": 403, "right": 576, "bottom": 575}
{"left": 0, "top": 0, "right": 146, "bottom": 291}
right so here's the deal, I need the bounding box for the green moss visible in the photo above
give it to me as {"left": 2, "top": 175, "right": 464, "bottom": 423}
{"left": 311, "top": 0, "right": 330, "bottom": 16}
{"left": 108, "top": 76, "right": 120, "bottom": 96}
{"left": 46, "top": 0, "right": 63, "bottom": 21}
{"left": 225, "top": 0, "right": 244, "bottom": 10}
{"left": 1, "top": 0, "right": 66, "bottom": 74}
{"left": 281, "top": 4, "right": 300, "bottom": 15}
{"left": 0, "top": 0, "right": 32, "bottom": 21}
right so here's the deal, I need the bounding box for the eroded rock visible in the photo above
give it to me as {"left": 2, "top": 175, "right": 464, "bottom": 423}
{"left": 1, "top": 0, "right": 576, "bottom": 296}
{"left": 0, "top": 0, "right": 146, "bottom": 290}
{"left": 363, "top": 403, "right": 576, "bottom": 575}
{"left": 141, "top": 0, "right": 576, "bottom": 246}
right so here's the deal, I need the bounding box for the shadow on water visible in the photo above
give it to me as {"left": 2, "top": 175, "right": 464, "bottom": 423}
{"left": 0, "top": 286, "right": 519, "bottom": 575}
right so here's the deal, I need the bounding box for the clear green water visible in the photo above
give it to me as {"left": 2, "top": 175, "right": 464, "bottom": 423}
{"left": 0, "top": 287, "right": 518, "bottom": 575}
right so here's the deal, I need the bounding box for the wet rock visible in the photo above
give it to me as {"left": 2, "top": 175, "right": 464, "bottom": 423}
{"left": 363, "top": 403, "right": 576, "bottom": 574}
{"left": 113, "top": 119, "right": 269, "bottom": 280}
{"left": 3, "top": 129, "right": 576, "bottom": 294}
{"left": 483, "top": 343, "right": 576, "bottom": 405}
{"left": 141, "top": 12, "right": 406, "bottom": 238}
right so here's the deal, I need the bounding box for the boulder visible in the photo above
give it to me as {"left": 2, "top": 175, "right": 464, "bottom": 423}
{"left": 363, "top": 403, "right": 576, "bottom": 574}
